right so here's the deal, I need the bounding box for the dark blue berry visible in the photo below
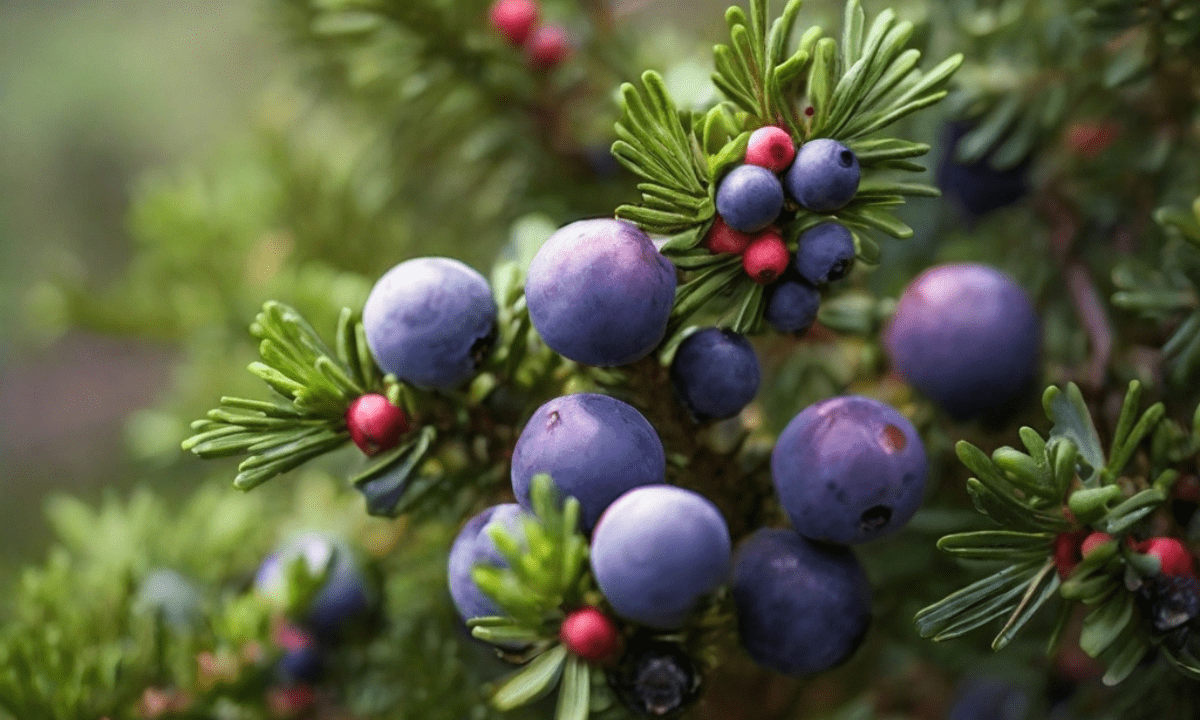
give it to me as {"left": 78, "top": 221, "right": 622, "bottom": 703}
{"left": 771, "top": 395, "right": 928, "bottom": 545}
{"left": 784, "top": 138, "right": 860, "bottom": 212}
{"left": 511, "top": 393, "right": 665, "bottom": 534}
{"left": 884, "top": 263, "right": 1041, "bottom": 422}
{"left": 447, "top": 504, "right": 527, "bottom": 623}
{"left": 590, "top": 485, "right": 731, "bottom": 629}
{"left": 764, "top": 280, "right": 820, "bottom": 334}
{"left": 947, "top": 677, "right": 1031, "bottom": 720}
{"left": 255, "top": 533, "right": 376, "bottom": 641}
{"left": 936, "top": 120, "right": 1031, "bottom": 219}
{"left": 526, "top": 219, "right": 676, "bottom": 367}
{"left": 608, "top": 638, "right": 701, "bottom": 718}
{"left": 795, "top": 223, "right": 855, "bottom": 285}
{"left": 669, "top": 328, "right": 761, "bottom": 421}
{"left": 363, "top": 257, "right": 497, "bottom": 390}
{"left": 732, "top": 529, "right": 871, "bottom": 676}
{"left": 715, "top": 165, "right": 785, "bottom": 233}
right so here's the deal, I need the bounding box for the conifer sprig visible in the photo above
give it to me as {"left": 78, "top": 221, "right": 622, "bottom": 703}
{"left": 182, "top": 302, "right": 388, "bottom": 490}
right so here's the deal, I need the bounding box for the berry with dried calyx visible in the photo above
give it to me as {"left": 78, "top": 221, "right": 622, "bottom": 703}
{"left": 560, "top": 607, "right": 622, "bottom": 662}
{"left": 345, "top": 394, "right": 410, "bottom": 456}
{"left": 607, "top": 638, "right": 700, "bottom": 718}
{"left": 784, "top": 138, "right": 860, "bottom": 212}
{"left": 745, "top": 126, "right": 796, "bottom": 173}
{"left": 794, "top": 222, "right": 855, "bottom": 285}
{"left": 742, "top": 228, "right": 789, "bottom": 284}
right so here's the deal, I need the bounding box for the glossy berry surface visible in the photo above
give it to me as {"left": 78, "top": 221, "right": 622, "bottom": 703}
{"left": 363, "top": 257, "right": 497, "bottom": 390}
{"left": 795, "top": 222, "right": 855, "bottom": 285}
{"left": 488, "top": 0, "right": 539, "bottom": 45}
{"left": 702, "top": 216, "right": 752, "bottom": 255}
{"left": 742, "top": 228, "right": 789, "bottom": 284}
{"left": 447, "top": 504, "right": 527, "bottom": 622}
{"left": 1137, "top": 537, "right": 1196, "bottom": 578}
{"left": 590, "top": 485, "right": 731, "bottom": 629}
{"left": 560, "top": 607, "right": 622, "bottom": 662}
{"left": 884, "top": 263, "right": 1041, "bottom": 421}
{"left": 732, "top": 529, "right": 871, "bottom": 676}
{"left": 670, "top": 328, "right": 760, "bottom": 421}
{"left": 744, "top": 126, "right": 796, "bottom": 173}
{"left": 526, "top": 219, "right": 676, "bottom": 367}
{"left": 511, "top": 393, "right": 665, "bottom": 534}
{"left": 764, "top": 279, "right": 820, "bottom": 334}
{"left": 255, "top": 533, "right": 375, "bottom": 640}
{"left": 771, "top": 395, "right": 928, "bottom": 545}
{"left": 715, "top": 165, "right": 784, "bottom": 233}
{"left": 345, "top": 394, "right": 410, "bottom": 456}
{"left": 784, "top": 138, "right": 860, "bottom": 212}
{"left": 527, "top": 25, "right": 570, "bottom": 68}
{"left": 608, "top": 638, "right": 700, "bottom": 718}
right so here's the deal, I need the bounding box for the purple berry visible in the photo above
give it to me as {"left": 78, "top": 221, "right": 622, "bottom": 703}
{"left": 771, "top": 396, "right": 928, "bottom": 545}
{"left": 255, "top": 533, "right": 375, "bottom": 640}
{"left": 511, "top": 393, "right": 665, "bottom": 534}
{"left": 447, "top": 504, "right": 527, "bottom": 622}
{"left": 669, "top": 328, "right": 760, "bottom": 421}
{"left": 732, "top": 529, "right": 871, "bottom": 676}
{"left": 794, "top": 223, "right": 855, "bottom": 285}
{"left": 715, "top": 165, "right": 785, "bottom": 233}
{"left": 884, "top": 263, "right": 1041, "bottom": 421}
{"left": 363, "top": 257, "right": 497, "bottom": 390}
{"left": 764, "top": 280, "right": 820, "bottom": 334}
{"left": 607, "top": 638, "right": 701, "bottom": 718}
{"left": 525, "top": 219, "right": 676, "bottom": 367}
{"left": 784, "top": 138, "right": 860, "bottom": 212}
{"left": 590, "top": 485, "right": 731, "bottom": 629}
{"left": 936, "top": 120, "right": 1031, "bottom": 219}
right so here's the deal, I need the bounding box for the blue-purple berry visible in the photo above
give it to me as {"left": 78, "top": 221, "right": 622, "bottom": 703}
{"left": 715, "top": 165, "right": 785, "bottom": 233}
{"left": 936, "top": 120, "right": 1031, "bottom": 220}
{"left": 732, "top": 529, "right": 871, "bottom": 676}
{"left": 255, "top": 533, "right": 375, "bottom": 640}
{"left": 764, "top": 280, "right": 820, "bottom": 334}
{"left": 511, "top": 393, "right": 665, "bottom": 534}
{"left": 447, "top": 504, "right": 528, "bottom": 623}
{"left": 590, "top": 485, "right": 731, "bottom": 629}
{"left": 795, "top": 223, "right": 855, "bottom": 285}
{"left": 525, "top": 219, "right": 676, "bottom": 367}
{"left": 771, "top": 396, "right": 928, "bottom": 545}
{"left": 670, "top": 328, "right": 760, "bottom": 421}
{"left": 785, "top": 138, "right": 860, "bottom": 212}
{"left": 363, "top": 257, "right": 497, "bottom": 390}
{"left": 884, "top": 263, "right": 1041, "bottom": 421}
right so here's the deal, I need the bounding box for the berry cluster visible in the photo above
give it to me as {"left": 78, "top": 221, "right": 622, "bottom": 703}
{"left": 706, "top": 128, "right": 862, "bottom": 335}
{"left": 488, "top": 0, "right": 570, "bottom": 69}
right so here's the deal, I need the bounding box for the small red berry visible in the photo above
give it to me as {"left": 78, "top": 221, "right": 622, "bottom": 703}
{"left": 1137, "top": 537, "right": 1196, "bottom": 578}
{"left": 527, "top": 24, "right": 571, "bottom": 69}
{"left": 703, "top": 217, "right": 753, "bottom": 255}
{"left": 489, "top": 0, "right": 540, "bottom": 46}
{"left": 1053, "top": 529, "right": 1089, "bottom": 579}
{"left": 346, "top": 394, "right": 411, "bottom": 456}
{"left": 742, "top": 229, "right": 789, "bottom": 285}
{"left": 1065, "top": 121, "right": 1119, "bottom": 159}
{"left": 745, "top": 126, "right": 796, "bottom": 173}
{"left": 1080, "top": 531, "right": 1114, "bottom": 558}
{"left": 559, "top": 607, "right": 622, "bottom": 662}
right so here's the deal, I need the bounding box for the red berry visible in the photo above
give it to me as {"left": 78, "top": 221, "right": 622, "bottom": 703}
{"left": 703, "top": 217, "right": 753, "bottom": 255}
{"left": 527, "top": 25, "right": 571, "bottom": 69}
{"left": 489, "top": 0, "right": 540, "bottom": 46}
{"left": 1080, "top": 532, "right": 1114, "bottom": 557}
{"left": 745, "top": 127, "right": 796, "bottom": 173}
{"left": 1065, "top": 121, "right": 1119, "bottom": 159}
{"left": 1137, "top": 537, "right": 1196, "bottom": 578}
{"left": 345, "top": 394, "right": 411, "bottom": 456}
{"left": 1053, "top": 529, "right": 1089, "bottom": 579}
{"left": 742, "top": 229, "right": 789, "bottom": 285}
{"left": 560, "top": 607, "right": 622, "bottom": 662}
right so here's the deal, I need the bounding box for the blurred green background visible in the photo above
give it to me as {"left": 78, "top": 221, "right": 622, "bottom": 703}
{"left": 0, "top": 0, "right": 278, "bottom": 560}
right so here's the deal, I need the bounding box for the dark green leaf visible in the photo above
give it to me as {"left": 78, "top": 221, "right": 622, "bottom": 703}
{"left": 491, "top": 645, "right": 568, "bottom": 711}
{"left": 555, "top": 655, "right": 591, "bottom": 720}
{"left": 1044, "top": 384, "right": 1106, "bottom": 486}
{"left": 1080, "top": 591, "right": 1134, "bottom": 657}
{"left": 992, "top": 560, "right": 1059, "bottom": 650}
